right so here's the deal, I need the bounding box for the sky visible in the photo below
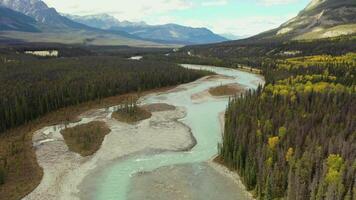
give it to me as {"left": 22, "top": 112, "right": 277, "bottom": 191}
{"left": 43, "top": 0, "right": 311, "bottom": 37}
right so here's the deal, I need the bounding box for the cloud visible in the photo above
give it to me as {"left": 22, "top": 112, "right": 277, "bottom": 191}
{"left": 43, "top": 0, "right": 193, "bottom": 21}
{"left": 175, "top": 14, "right": 296, "bottom": 36}
{"left": 43, "top": 0, "right": 303, "bottom": 36}
{"left": 257, "top": 0, "right": 299, "bottom": 6}
{"left": 202, "top": 0, "right": 228, "bottom": 6}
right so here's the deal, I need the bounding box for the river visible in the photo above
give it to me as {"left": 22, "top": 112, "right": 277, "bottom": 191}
{"left": 26, "top": 64, "right": 264, "bottom": 200}
{"left": 78, "top": 64, "right": 264, "bottom": 200}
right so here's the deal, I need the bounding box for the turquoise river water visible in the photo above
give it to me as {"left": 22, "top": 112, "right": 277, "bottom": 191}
{"left": 79, "top": 64, "right": 264, "bottom": 200}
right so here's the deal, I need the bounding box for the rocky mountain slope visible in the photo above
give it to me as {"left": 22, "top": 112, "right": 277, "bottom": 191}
{"left": 65, "top": 14, "right": 228, "bottom": 45}
{"left": 63, "top": 14, "right": 147, "bottom": 30}
{"left": 0, "top": 6, "right": 39, "bottom": 32}
{"left": 253, "top": 0, "right": 356, "bottom": 40}
{"left": 0, "top": 0, "right": 166, "bottom": 46}
{"left": 0, "top": 0, "right": 88, "bottom": 29}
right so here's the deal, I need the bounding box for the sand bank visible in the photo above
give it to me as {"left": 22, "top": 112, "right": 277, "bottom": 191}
{"left": 24, "top": 104, "right": 194, "bottom": 200}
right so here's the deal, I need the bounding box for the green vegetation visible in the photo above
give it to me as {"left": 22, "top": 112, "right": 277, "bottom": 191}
{"left": 158, "top": 34, "right": 356, "bottom": 70}
{"left": 112, "top": 98, "right": 152, "bottom": 123}
{"left": 0, "top": 36, "right": 354, "bottom": 200}
{"left": 208, "top": 84, "right": 242, "bottom": 96}
{"left": 265, "top": 53, "right": 356, "bottom": 86}
{"left": 142, "top": 103, "right": 176, "bottom": 112}
{"left": 0, "top": 166, "right": 5, "bottom": 185}
{"left": 0, "top": 56, "right": 210, "bottom": 133}
{"left": 0, "top": 156, "right": 6, "bottom": 185}
{"left": 0, "top": 50, "right": 211, "bottom": 200}
{"left": 218, "top": 53, "right": 356, "bottom": 200}
{"left": 61, "top": 121, "right": 111, "bottom": 156}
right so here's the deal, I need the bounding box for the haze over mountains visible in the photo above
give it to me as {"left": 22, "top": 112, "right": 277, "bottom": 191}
{"left": 0, "top": 0, "right": 160, "bottom": 46}
{"left": 0, "top": 0, "right": 227, "bottom": 45}
{"left": 0, "top": 0, "right": 355, "bottom": 46}
{"left": 65, "top": 13, "right": 227, "bottom": 45}
{"left": 63, "top": 14, "right": 148, "bottom": 30}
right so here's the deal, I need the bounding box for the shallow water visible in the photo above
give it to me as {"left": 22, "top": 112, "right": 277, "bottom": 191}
{"left": 128, "top": 163, "right": 251, "bottom": 200}
{"left": 79, "top": 64, "right": 264, "bottom": 200}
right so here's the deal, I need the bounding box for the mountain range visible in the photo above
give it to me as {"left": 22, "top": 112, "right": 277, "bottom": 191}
{"left": 0, "top": 0, "right": 160, "bottom": 46}
{"left": 0, "top": 6, "right": 39, "bottom": 32}
{"left": 65, "top": 13, "right": 227, "bottom": 45}
{"left": 0, "top": 0, "right": 227, "bottom": 45}
{"left": 62, "top": 14, "right": 148, "bottom": 30}
{"left": 0, "top": 0, "right": 87, "bottom": 29}
{"left": 0, "top": 0, "right": 355, "bottom": 46}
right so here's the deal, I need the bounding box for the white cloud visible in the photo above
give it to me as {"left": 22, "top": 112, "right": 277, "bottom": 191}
{"left": 202, "top": 0, "right": 228, "bottom": 6}
{"left": 43, "top": 0, "right": 193, "bottom": 21}
{"left": 257, "top": 0, "right": 299, "bottom": 6}
{"left": 175, "top": 14, "right": 296, "bottom": 36}
{"left": 42, "top": 0, "right": 301, "bottom": 37}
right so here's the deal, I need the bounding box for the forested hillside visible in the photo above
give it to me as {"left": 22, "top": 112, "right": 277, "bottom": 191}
{"left": 218, "top": 53, "right": 356, "bottom": 199}
{"left": 147, "top": 35, "right": 356, "bottom": 72}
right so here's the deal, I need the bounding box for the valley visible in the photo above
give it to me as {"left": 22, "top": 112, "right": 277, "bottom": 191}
{"left": 23, "top": 64, "right": 264, "bottom": 200}
{"left": 0, "top": 0, "right": 355, "bottom": 200}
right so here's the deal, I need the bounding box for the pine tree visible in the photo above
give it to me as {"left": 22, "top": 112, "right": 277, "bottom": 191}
{"left": 0, "top": 166, "right": 5, "bottom": 185}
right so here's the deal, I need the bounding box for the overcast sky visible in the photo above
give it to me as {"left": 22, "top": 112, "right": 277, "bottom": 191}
{"left": 43, "top": 0, "right": 311, "bottom": 36}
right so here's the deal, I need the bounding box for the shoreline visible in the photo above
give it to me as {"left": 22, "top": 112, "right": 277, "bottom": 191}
{"left": 25, "top": 104, "right": 197, "bottom": 200}
{"left": 23, "top": 64, "right": 264, "bottom": 200}
{"left": 210, "top": 79, "right": 261, "bottom": 200}
{"left": 0, "top": 83, "right": 183, "bottom": 200}
{"left": 181, "top": 63, "right": 264, "bottom": 79}
{"left": 208, "top": 160, "right": 254, "bottom": 200}
{"left": 23, "top": 75, "right": 208, "bottom": 200}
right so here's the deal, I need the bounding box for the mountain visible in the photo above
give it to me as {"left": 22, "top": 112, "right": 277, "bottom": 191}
{"left": 63, "top": 14, "right": 148, "bottom": 30}
{"left": 65, "top": 14, "right": 228, "bottom": 44}
{"left": 113, "top": 24, "right": 228, "bottom": 44}
{"left": 253, "top": 0, "right": 356, "bottom": 40}
{"left": 220, "top": 33, "right": 248, "bottom": 40}
{"left": 0, "top": 0, "right": 226, "bottom": 45}
{"left": 0, "top": 6, "right": 39, "bottom": 32}
{"left": 0, "top": 0, "right": 89, "bottom": 29}
{"left": 0, "top": 0, "right": 163, "bottom": 46}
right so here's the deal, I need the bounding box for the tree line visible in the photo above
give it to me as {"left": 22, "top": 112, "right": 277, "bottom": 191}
{"left": 219, "top": 53, "right": 356, "bottom": 200}
{"left": 0, "top": 56, "right": 210, "bottom": 133}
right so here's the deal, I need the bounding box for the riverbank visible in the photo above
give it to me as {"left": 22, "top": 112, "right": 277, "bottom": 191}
{"left": 23, "top": 64, "right": 264, "bottom": 200}
{"left": 209, "top": 83, "right": 244, "bottom": 96}
{"left": 116, "top": 65, "right": 264, "bottom": 200}
{"left": 236, "top": 65, "right": 262, "bottom": 74}
{"left": 25, "top": 103, "right": 195, "bottom": 200}
{"left": 60, "top": 121, "right": 111, "bottom": 156}
{"left": 191, "top": 83, "right": 245, "bottom": 103}
{"left": 0, "top": 85, "right": 177, "bottom": 200}
{"left": 23, "top": 74, "right": 217, "bottom": 200}
{"left": 208, "top": 161, "right": 254, "bottom": 200}
{"left": 127, "top": 162, "right": 254, "bottom": 200}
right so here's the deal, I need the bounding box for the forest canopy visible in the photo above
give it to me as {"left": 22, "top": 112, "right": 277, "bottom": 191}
{"left": 219, "top": 53, "right": 356, "bottom": 200}
{"left": 0, "top": 55, "right": 210, "bottom": 133}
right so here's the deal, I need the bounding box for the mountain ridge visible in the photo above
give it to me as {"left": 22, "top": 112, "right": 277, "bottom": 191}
{"left": 63, "top": 13, "right": 148, "bottom": 29}
{"left": 0, "top": 0, "right": 88, "bottom": 29}
{"left": 0, "top": 0, "right": 167, "bottom": 46}
{"left": 251, "top": 0, "right": 356, "bottom": 41}
{"left": 65, "top": 14, "right": 228, "bottom": 45}
{"left": 0, "top": 6, "right": 39, "bottom": 32}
